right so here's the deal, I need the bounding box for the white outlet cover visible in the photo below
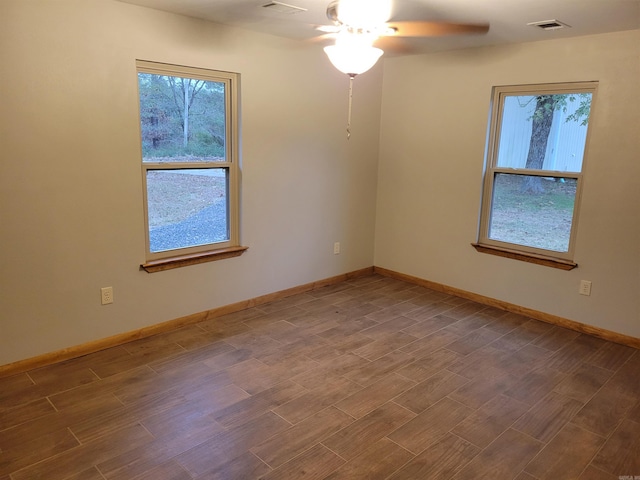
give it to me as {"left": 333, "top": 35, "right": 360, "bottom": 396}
{"left": 579, "top": 280, "right": 592, "bottom": 296}
{"left": 101, "top": 286, "right": 114, "bottom": 304}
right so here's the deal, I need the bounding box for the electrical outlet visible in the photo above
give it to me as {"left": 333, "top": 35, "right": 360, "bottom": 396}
{"left": 101, "top": 286, "right": 114, "bottom": 305}
{"left": 333, "top": 242, "right": 340, "bottom": 255}
{"left": 579, "top": 280, "right": 592, "bottom": 296}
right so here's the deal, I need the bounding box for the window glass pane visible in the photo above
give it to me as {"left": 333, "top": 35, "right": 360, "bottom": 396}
{"left": 138, "top": 73, "right": 226, "bottom": 163}
{"left": 146, "top": 169, "right": 229, "bottom": 253}
{"left": 488, "top": 173, "right": 577, "bottom": 253}
{"left": 496, "top": 93, "right": 592, "bottom": 173}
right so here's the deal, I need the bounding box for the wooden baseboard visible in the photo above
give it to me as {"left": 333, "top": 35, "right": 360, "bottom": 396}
{"left": 3, "top": 264, "right": 636, "bottom": 378}
{"left": 374, "top": 266, "right": 640, "bottom": 350}
{"left": 0, "top": 267, "right": 374, "bottom": 378}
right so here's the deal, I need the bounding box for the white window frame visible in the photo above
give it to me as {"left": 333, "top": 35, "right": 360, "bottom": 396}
{"left": 136, "top": 60, "right": 242, "bottom": 270}
{"left": 477, "top": 82, "right": 597, "bottom": 268}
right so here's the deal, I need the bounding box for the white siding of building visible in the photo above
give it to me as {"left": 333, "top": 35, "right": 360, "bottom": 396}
{"left": 497, "top": 95, "right": 589, "bottom": 173}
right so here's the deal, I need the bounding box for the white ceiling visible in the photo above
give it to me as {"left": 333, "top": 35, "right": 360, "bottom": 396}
{"left": 116, "top": 0, "right": 640, "bottom": 54}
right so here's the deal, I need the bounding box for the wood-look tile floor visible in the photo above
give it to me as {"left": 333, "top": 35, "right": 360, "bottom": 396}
{"left": 2, "top": 274, "right": 639, "bottom": 480}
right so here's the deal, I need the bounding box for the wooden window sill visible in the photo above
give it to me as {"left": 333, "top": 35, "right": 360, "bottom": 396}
{"left": 471, "top": 243, "right": 577, "bottom": 270}
{"left": 141, "top": 246, "right": 248, "bottom": 273}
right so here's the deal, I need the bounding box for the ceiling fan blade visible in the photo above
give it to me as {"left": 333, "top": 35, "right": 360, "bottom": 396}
{"left": 385, "top": 21, "right": 489, "bottom": 37}
{"left": 306, "top": 32, "right": 338, "bottom": 46}
{"left": 316, "top": 24, "right": 341, "bottom": 34}
{"left": 373, "top": 36, "right": 413, "bottom": 54}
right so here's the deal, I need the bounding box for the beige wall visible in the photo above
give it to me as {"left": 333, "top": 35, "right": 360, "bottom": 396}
{"left": 375, "top": 30, "right": 640, "bottom": 338}
{"left": 0, "top": 0, "right": 382, "bottom": 365}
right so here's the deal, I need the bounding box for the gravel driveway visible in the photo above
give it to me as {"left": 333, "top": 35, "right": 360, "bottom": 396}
{"left": 149, "top": 200, "right": 228, "bottom": 252}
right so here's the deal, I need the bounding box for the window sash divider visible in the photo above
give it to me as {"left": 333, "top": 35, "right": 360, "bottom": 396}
{"left": 492, "top": 168, "right": 581, "bottom": 179}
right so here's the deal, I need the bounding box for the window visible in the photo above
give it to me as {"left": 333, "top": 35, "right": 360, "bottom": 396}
{"left": 136, "top": 61, "right": 245, "bottom": 271}
{"left": 475, "top": 82, "right": 597, "bottom": 269}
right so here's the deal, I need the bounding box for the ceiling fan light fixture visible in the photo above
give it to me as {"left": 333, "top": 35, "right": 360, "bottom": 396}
{"left": 324, "top": 35, "right": 383, "bottom": 75}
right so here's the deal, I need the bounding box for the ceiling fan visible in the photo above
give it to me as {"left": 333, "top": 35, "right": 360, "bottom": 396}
{"left": 318, "top": 0, "right": 490, "bottom": 58}
{"left": 312, "top": 0, "right": 489, "bottom": 138}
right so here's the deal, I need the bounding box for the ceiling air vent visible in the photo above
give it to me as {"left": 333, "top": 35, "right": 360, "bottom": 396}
{"left": 527, "top": 19, "right": 571, "bottom": 31}
{"left": 262, "top": 2, "right": 307, "bottom": 14}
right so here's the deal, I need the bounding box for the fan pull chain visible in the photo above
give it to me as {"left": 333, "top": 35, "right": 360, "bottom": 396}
{"left": 346, "top": 74, "right": 355, "bottom": 140}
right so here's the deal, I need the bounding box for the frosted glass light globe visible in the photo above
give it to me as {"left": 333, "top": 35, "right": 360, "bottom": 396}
{"left": 324, "top": 44, "right": 383, "bottom": 75}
